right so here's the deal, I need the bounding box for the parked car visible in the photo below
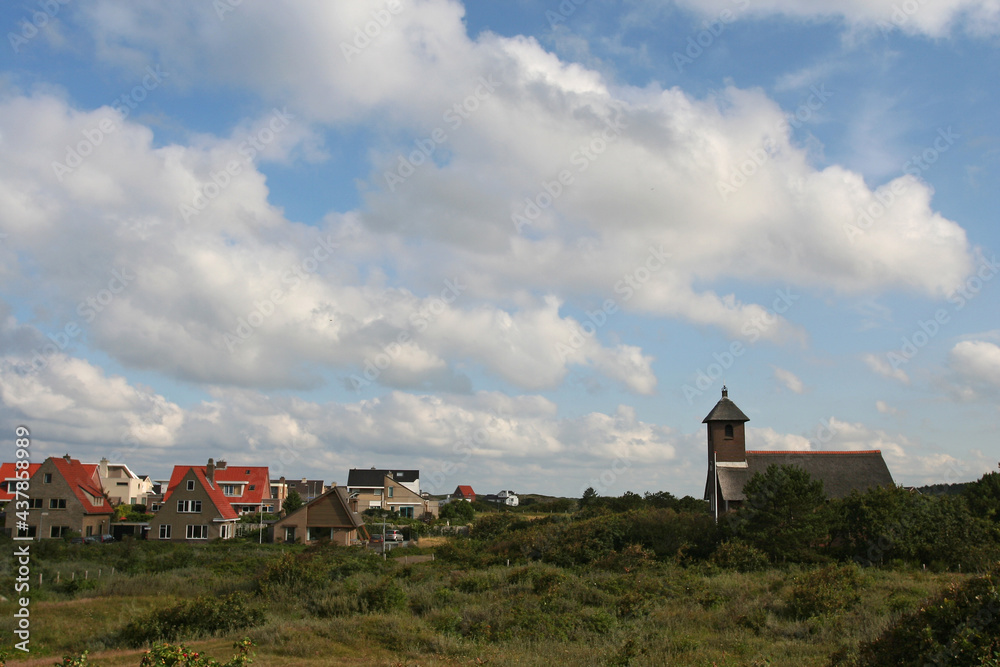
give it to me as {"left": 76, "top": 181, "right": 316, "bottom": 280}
{"left": 385, "top": 529, "right": 404, "bottom": 542}
{"left": 369, "top": 534, "right": 384, "bottom": 544}
{"left": 70, "top": 536, "right": 98, "bottom": 545}
{"left": 96, "top": 534, "right": 116, "bottom": 543}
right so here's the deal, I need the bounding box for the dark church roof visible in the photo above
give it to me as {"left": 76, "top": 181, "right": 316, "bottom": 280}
{"left": 712, "top": 450, "right": 894, "bottom": 502}
{"left": 702, "top": 386, "right": 750, "bottom": 423}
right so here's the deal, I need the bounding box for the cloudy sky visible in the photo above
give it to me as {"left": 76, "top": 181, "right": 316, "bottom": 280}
{"left": 1, "top": 0, "right": 998, "bottom": 498}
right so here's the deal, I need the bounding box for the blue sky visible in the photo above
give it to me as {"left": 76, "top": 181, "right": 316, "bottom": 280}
{"left": 0, "top": 0, "right": 997, "bottom": 498}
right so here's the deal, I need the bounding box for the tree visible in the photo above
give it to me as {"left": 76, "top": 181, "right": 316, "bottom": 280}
{"left": 963, "top": 469, "right": 1000, "bottom": 522}
{"left": 439, "top": 500, "right": 475, "bottom": 522}
{"left": 282, "top": 490, "right": 303, "bottom": 515}
{"left": 733, "top": 464, "right": 828, "bottom": 562}
{"left": 579, "top": 487, "right": 599, "bottom": 509}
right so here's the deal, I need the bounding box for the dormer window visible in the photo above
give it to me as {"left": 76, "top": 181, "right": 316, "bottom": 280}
{"left": 724, "top": 424, "right": 734, "bottom": 439}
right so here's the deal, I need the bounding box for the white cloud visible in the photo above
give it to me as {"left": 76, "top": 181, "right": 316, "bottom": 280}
{"left": 772, "top": 366, "right": 805, "bottom": 393}
{"left": 875, "top": 399, "right": 899, "bottom": 415}
{"left": 945, "top": 339, "right": 1000, "bottom": 400}
{"left": 863, "top": 353, "right": 910, "bottom": 384}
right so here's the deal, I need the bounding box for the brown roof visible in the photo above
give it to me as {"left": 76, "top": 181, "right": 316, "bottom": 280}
{"left": 278, "top": 486, "right": 365, "bottom": 529}
{"left": 711, "top": 450, "right": 895, "bottom": 501}
{"left": 702, "top": 388, "right": 750, "bottom": 423}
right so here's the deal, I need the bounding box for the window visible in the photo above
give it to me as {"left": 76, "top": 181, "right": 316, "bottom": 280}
{"left": 249, "top": 484, "right": 255, "bottom": 491}
{"left": 387, "top": 487, "right": 394, "bottom": 498}
{"left": 219, "top": 524, "right": 230, "bottom": 539}
{"left": 43, "top": 473, "right": 52, "bottom": 483}
{"left": 28, "top": 498, "right": 43, "bottom": 509}
{"left": 116, "top": 481, "right": 129, "bottom": 486}
{"left": 159, "top": 524, "right": 171, "bottom": 539}
{"left": 150, "top": 503, "right": 160, "bottom": 512}
{"left": 186, "top": 480, "right": 195, "bottom": 491}
{"left": 284, "top": 527, "right": 296, "bottom": 542}
{"left": 222, "top": 484, "right": 239, "bottom": 496}
{"left": 186, "top": 524, "right": 208, "bottom": 539}
{"left": 270, "top": 486, "right": 279, "bottom": 497}
{"left": 49, "top": 498, "right": 67, "bottom": 509}
{"left": 50, "top": 525, "right": 68, "bottom": 538}
{"left": 17, "top": 525, "right": 36, "bottom": 538}
{"left": 399, "top": 506, "right": 414, "bottom": 518}
{"left": 92, "top": 497, "right": 104, "bottom": 506}
{"left": 724, "top": 424, "right": 734, "bottom": 439}
{"left": 177, "top": 500, "right": 202, "bottom": 513}
{"left": 85, "top": 526, "right": 93, "bottom": 536}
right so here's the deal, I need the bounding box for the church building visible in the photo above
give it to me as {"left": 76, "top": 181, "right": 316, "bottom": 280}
{"left": 703, "top": 387, "right": 895, "bottom": 520}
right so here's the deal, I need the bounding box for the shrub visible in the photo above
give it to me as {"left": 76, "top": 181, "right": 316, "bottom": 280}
{"left": 138, "top": 637, "right": 256, "bottom": 666}
{"left": 358, "top": 578, "right": 407, "bottom": 614}
{"left": 114, "top": 593, "right": 264, "bottom": 647}
{"left": 786, "top": 564, "right": 862, "bottom": 619}
{"left": 710, "top": 540, "right": 770, "bottom": 572}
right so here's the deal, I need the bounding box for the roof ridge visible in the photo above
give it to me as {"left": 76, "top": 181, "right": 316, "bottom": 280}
{"left": 746, "top": 449, "right": 882, "bottom": 455}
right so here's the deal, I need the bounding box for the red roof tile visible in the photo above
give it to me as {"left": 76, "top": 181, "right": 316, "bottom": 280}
{"left": 49, "top": 457, "right": 113, "bottom": 514}
{"left": 163, "top": 464, "right": 268, "bottom": 514}
{"left": 0, "top": 462, "right": 42, "bottom": 501}
{"left": 162, "top": 465, "right": 239, "bottom": 521}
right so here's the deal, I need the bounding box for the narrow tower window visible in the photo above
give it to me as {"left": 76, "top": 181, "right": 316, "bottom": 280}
{"left": 724, "top": 424, "right": 734, "bottom": 439}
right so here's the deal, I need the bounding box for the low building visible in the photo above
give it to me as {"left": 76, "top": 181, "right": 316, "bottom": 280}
{"left": 271, "top": 487, "right": 366, "bottom": 545}
{"left": 453, "top": 485, "right": 476, "bottom": 502}
{"left": 346, "top": 468, "right": 437, "bottom": 518}
{"left": 703, "top": 387, "right": 895, "bottom": 520}
{"left": 3, "top": 455, "right": 114, "bottom": 539}
{"left": 484, "top": 490, "right": 519, "bottom": 507}
{"left": 89, "top": 458, "right": 154, "bottom": 505}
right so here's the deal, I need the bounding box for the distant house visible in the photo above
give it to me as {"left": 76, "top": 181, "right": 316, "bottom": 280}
{"left": 268, "top": 477, "right": 329, "bottom": 512}
{"left": 88, "top": 458, "right": 154, "bottom": 506}
{"left": 3, "top": 455, "right": 114, "bottom": 539}
{"left": 453, "top": 485, "right": 476, "bottom": 502}
{"left": 346, "top": 468, "right": 437, "bottom": 519}
{"left": 148, "top": 460, "right": 238, "bottom": 542}
{"left": 271, "top": 487, "right": 366, "bottom": 545}
{"left": 484, "top": 490, "right": 519, "bottom": 507}
{"left": 162, "top": 459, "right": 269, "bottom": 516}
{"left": 703, "top": 387, "right": 895, "bottom": 520}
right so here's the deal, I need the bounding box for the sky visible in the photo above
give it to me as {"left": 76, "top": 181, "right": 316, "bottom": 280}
{"left": 0, "top": 0, "right": 998, "bottom": 499}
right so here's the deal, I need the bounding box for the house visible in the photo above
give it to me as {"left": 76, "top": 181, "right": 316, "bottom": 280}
{"left": 161, "top": 459, "right": 269, "bottom": 516}
{"left": 346, "top": 468, "right": 438, "bottom": 519}
{"left": 0, "top": 462, "right": 42, "bottom": 504}
{"left": 147, "top": 459, "right": 238, "bottom": 542}
{"left": 703, "top": 386, "right": 895, "bottom": 521}
{"left": 271, "top": 486, "right": 366, "bottom": 545}
{"left": 3, "top": 455, "right": 114, "bottom": 539}
{"left": 453, "top": 485, "right": 476, "bottom": 502}
{"left": 268, "top": 477, "right": 329, "bottom": 512}
{"left": 484, "top": 490, "right": 520, "bottom": 507}
{"left": 88, "top": 457, "right": 154, "bottom": 505}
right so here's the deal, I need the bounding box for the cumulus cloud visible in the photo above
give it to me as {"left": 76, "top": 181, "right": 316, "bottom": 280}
{"left": 772, "top": 366, "right": 805, "bottom": 393}
{"left": 945, "top": 339, "right": 1000, "bottom": 400}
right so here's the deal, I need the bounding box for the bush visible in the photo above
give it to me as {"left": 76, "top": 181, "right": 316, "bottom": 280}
{"left": 710, "top": 540, "right": 770, "bottom": 572}
{"left": 358, "top": 578, "right": 407, "bottom": 613}
{"left": 786, "top": 564, "right": 862, "bottom": 619}
{"left": 114, "top": 593, "right": 264, "bottom": 647}
{"left": 138, "top": 638, "right": 256, "bottom": 666}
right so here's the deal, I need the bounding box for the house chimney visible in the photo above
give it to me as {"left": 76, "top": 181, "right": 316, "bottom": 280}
{"left": 63, "top": 453, "right": 72, "bottom": 462}
{"left": 216, "top": 459, "right": 227, "bottom": 470}
{"left": 99, "top": 457, "right": 109, "bottom": 479}
{"left": 206, "top": 458, "right": 215, "bottom": 484}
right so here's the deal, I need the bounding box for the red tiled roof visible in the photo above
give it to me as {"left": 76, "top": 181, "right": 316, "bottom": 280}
{"left": 0, "top": 462, "right": 42, "bottom": 501}
{"left": 745, "top": 450, "right": 882, "bottom": 455}
{"left": 164, "top": 464, "right": 268, "bottom": 513}
{"left": 162, "top": 466, "right": 239, "bottom": 521}
{"left": 49, "top": 457, "right": 113, "bottom": 514}
{"left": 455, "top": 485, "right": 475, "bottom": 497}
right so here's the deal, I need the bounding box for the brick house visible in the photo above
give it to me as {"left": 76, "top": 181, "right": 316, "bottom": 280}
{"left": 453, "top": 485, "right": 476, "bottom": 502}
{"left": 3, "top": 455, "right": 113, "bottom": 539}
{"left": 271, "top": 486, "right": 366, "bottom": 545}
{"left": 703, "top": 386, "right": 895, "bottom": 520}
{"left": 162, "top": 459, "right": 269, "bottom": 516}
{"left": 0, "top": 462, "right": 42, "bottom": 504}
{"left": 346, "top": 468, "right": 438, "bottom": 519}
{"left": 148, "top": 459, "right": 238, "bottom": 542}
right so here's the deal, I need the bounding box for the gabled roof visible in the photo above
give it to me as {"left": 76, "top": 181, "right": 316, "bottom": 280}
{"left": 163, "top": 466, "right": 239, "bottom": 521}
{"left": 165, "top": 464, "right": 269, "bottom": 506}
{"left": 703, "top": 388, "right": 750, "bottom": 423}
{"left": 711, "top": 450, "right": 895, "bottom": 502}
{"left": 347, "top": 468, "right": 418, "bottom": 487}
{"left": 0, "top": 463, "right": 42, "bottom": 501}
{"left": 49, "top": 457, "right": 114, "bottom": 514}
{"left": 455, "top": 485, "right": 475, "bottom": 497}
{"left": 278, "top": 486, "right": 364, "bottom": 530}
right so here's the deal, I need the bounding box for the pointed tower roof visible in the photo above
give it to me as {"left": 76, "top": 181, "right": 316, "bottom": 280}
{"left": 702, "top": 386, "right": 750, "bottom": 423}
